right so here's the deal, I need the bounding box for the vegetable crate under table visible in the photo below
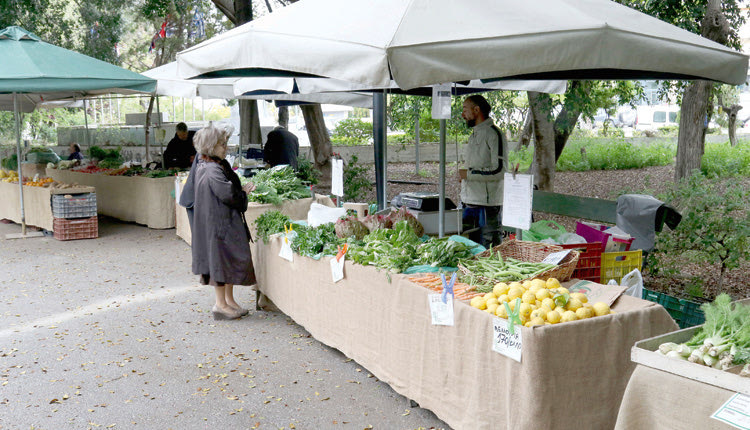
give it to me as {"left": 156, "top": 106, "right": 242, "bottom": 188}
{"left": 560, "top": 242, "right": 602, "bottom": 282}
{"left": 53, "top": 216, "right": 98, "bottom": 241}
{"left": 600, "top": 250, "right": 642, "bottom": 285}
{"left": 51, "top": 192, "right": 97, "bottom": 218}
{"left": 642, "top": 288, "right": 705, "bottom": 329}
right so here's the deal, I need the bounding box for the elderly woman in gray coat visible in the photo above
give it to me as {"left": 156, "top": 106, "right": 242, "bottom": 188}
{"left": 191, "top": 123, "right": 256, "bottom": 320}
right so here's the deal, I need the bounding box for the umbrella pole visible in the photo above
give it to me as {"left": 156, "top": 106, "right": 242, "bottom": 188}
{"left": 83, "top": 98, "right": 90, "bottom": 152}
{"left": 439, "top": 119, "right": 446, "bottom": 238}
{"left": 14, "top": 93, "right": 26, "bottom": 236}
{"left": 373, "top": 91, "right": 387, "bottom": 211}
{"left": 156, "top": 96, "right": 163, "bottom": 166}
{"left": 414, "top": 100, "right": 420, "bottom": 175}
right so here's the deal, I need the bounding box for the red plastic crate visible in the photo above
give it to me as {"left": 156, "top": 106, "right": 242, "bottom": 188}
{"left": 53, "top": 216, "right": 98, "bottom": 241}
{"left": 560, "top": 242, "right": 603, "bottom": 282}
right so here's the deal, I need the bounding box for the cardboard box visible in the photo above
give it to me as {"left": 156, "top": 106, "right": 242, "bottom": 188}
{"left": 630, "top": 298, "right": 750, "bottom": 395}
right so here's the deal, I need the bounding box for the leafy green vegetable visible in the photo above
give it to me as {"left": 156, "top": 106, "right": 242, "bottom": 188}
{"left": 142, "top": 168, "right": 181, "bottom": 178}
{"left": 247, "top": 165, "right": 309, "bottom": 204}
{"left": 415, "top": 238, "right": 473, "bottom": 268}
{"left": 290, "top": 223, "right": 342, "bottom": 258}
{"left": 254, "top": 210, "right": 292, "bottom": 244}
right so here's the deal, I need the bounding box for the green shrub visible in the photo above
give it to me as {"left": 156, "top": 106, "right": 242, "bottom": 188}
{"left": 647, "top": 171, "right": 750, "bottom": 295}
{"left": 331, "top": 119, "right": 372, "bottom": 146}
{"left": 701, "top": 141, "right": 750, "bottom": 178}
{"left": 557, "top": 138, "right": 674, "bottom": 172}
{"left": 343, "top": 155, "right": 371, "bottom": 202}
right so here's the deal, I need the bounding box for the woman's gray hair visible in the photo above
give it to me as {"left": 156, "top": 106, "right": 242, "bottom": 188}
{"left": 193, "top": 122, "right": 235, "bottom": 157}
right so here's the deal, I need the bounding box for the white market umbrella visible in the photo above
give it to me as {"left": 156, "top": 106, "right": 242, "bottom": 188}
{"left": 177, "top": 0, "right": 748, "bottom": 88}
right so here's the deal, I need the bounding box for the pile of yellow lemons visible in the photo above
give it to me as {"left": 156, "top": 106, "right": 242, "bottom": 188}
{"left": 0, "top": 169, "right": 19, "bottom": 183}
{"left": 469, "top": 277, "right": 615, "bottom": 327}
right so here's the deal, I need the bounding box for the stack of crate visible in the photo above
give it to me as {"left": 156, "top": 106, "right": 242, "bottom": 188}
{"left": 51, "top": 193, "right": 98, "bottom": 240}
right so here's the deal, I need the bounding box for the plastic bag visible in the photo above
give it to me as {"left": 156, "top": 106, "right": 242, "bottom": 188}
{"left": 620, "top": 268, "right": 644, "bottom": 298}
{"left": 557, "top": 232, "right": 587, "bottom": 245}
{"left": 522, "top": 220, "right": 566, "bottom": 242}
{"left": 307, "top": 202, "right": 346, "bottom": 227}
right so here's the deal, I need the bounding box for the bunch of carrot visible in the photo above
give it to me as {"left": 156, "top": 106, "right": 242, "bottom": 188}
{"left": 408, "top": 274, "right": 482, "bottom": 301}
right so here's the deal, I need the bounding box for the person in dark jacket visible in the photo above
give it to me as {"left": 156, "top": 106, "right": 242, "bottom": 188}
{"left": 67, "top": 143, "right": 83, "bottom": 161}
{"left": 263, "top": 126, "right": 299, "bottom": 170}
{"left": 191, "top": 123, "right": 256, "bottom": 320}
{"left": 163, "top": 122, "right": 196, "bottom": 169}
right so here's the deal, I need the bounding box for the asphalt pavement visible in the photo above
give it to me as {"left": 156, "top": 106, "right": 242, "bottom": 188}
{"left": 0, "top": 218, "right": 449, "bottom": 430}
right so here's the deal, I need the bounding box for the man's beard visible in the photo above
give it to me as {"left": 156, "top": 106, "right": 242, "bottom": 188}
{"left": 466, "top": 119, "right": 476, "bottom": 128}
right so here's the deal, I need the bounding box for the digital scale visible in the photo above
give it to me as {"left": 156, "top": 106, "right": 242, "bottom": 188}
{"left": 391, "top": 192, "right": 457, "bottom": 212}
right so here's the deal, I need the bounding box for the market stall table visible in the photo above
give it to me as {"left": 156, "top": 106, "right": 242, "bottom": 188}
{"left": 46, "top": 168, "right": 175, "bottom": 229}
{"left": 0, "top": 181, "right": 94, "bottom": 231}
{"left": 615, "top": 365, "right": 741, "bottom": 430}
{"left": 174, "top": 182, "right": 335, "bottom": 245}
{"left": 254, "top": 235, "right": 679, "bottom": 430}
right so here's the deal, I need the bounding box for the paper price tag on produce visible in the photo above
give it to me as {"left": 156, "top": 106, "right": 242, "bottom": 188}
{"left": 541, "top": 250, "right": 571, "bottom": 265}
{"left": 428, "top": 294, "right": 454, "bottom": 326}
{"left": 330, "top": 255, "right": 345, "bottom": 283}
{"left": 711, "top": 393, "right": 750, "bottom": 429}
{"left": 279, "top": 236, "right": 294, "bottom": 262}
{"left": 492, "top": 317, "right": 523, "bottom": 362}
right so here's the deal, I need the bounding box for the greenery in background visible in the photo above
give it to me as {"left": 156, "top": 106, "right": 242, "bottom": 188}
{"left": 295, "top": 156, "right": 319, "bottom": 185}
{"left": 701, "top": 141, "right": 750, "bottom": 177}
{"left": 1, "top": 154, "right": 18, "bottom": 170}
{"left": 343, "top": 155, "right": 370, "bottom": 202}
{"left": 647, "top": 172, "right": 750, "bottom": 297}
{"left": 88, "top": 145, "right": 123, "bottom": 168}
{"left": 557, "top": 139, "right": 675, "bottom": 171}
{"left": 330, "top": 119, "right": 372, "bottom": 146}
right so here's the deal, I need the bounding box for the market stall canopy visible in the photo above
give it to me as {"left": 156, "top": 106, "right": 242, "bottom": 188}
{"left": 143, "top": 61, "right": 373, "bottom": 107}
{"left": 0, "top": 26, "right": 156, "bottom": 113}
{"left": 176, "top": 0, "right": 748, "bottom": 89}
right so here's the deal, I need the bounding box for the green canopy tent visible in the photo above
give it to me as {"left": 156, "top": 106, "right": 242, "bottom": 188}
{"left": 0, "top": 26, "right": 156, "bottom": 237}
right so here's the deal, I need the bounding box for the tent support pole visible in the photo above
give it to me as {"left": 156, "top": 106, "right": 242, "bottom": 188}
{"left": 156, "top": 96, "right": 163, "bottom": 165}
{"left": 439, "top": 119, "right": 446, "bottom": 238}
{"left": 414, "top": 100, "right": 420, "bottom": 175}
{"left": 13, "top": 93, "right": 26, "bottom": 236}
{"left": 373, "top": 91, "right": 387, "bottom": 211}
{"left": 83, "top": 98, "right": 90, "bottom": 152}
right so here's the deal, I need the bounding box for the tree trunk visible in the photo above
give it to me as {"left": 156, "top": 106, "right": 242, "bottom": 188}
{"left": 517, "top": 110, "right": 533, "bottom": 148}
{"left": 528, "top": 91, "right": 556, "bottom": 191}
{"left": 554, "top": 80, "right": 590, "bottom": 161}
{"left": 278, "top": 106, "right": 289, "bottom": 129}
{"left": 231, "top": 0, "right": 262, "bottom": 154}
{"left": 301, "top": 104, "right": 332, "bottom": 187}
{"left": 676, "top": 0, "right": 729, "bottom": 180}
{"left": 718, "top": 95, "right": 741, "bottom": 147}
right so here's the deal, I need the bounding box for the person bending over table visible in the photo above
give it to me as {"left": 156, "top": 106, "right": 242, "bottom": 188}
{"left": 163, "top": 122, "right": 196, "bottom": 169}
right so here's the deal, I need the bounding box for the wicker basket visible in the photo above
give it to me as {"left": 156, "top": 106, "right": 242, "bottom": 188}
{"left": 458, "top": 239, "right": 579, "bottom": 283}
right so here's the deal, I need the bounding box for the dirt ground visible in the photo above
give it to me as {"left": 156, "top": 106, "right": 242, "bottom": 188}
{"left": 345, "top": 162, "right": 749, "bottom": 302}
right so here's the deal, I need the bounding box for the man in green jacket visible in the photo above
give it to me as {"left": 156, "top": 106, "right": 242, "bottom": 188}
{"left": 460, "top": 95, "right": 507, "bottom": 247}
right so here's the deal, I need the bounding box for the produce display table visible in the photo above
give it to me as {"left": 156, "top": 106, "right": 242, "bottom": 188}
{"left": 0, "top": 181, "right": 95, "bottom": 231}
{"left": 254, "top": 236, "right": 679, "bottom": 430}
{"left": 615, "top": 365, "right": 738, "bottom": 429}
{"left": 175, "top": 183, "right": 335, "bottom": 245}
{"left": 46, "top": 168, "right": 175, "bottom": 229}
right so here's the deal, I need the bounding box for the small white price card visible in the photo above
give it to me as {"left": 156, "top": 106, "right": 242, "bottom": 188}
{"left": 279, "top": 236, "right": 294, "bottom": 262}
{"left": 541, "top": 250, "right": 571, "bottom": 265}
{"left": 711, "top": 393, "right": 750, "bottom": 430}
{"left": 492, "top": 317, "right": 523, "bottom": 362}
{"left": 428, "top": 294, "right": 454, "bottom": 326}
{"left": 501, "top": 173, "right": 533, "bottom": 231}
{"left": 330, "top": 255, "right": 345, "bottom": 283}
{"left": 431, "top": 84, "right": 452, "bottom": 119}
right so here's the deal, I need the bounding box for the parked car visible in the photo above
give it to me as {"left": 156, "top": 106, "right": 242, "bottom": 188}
{"left": 634, "top": 105, "right": 679, "bottom": 131}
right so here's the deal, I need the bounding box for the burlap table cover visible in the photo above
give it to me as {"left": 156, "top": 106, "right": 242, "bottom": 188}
{"left": 175, "top": 184, "right": 335, "bottom": 246}
{"left": 255, "top": 236, "right": 678, "bottom": 430}
{"left": 615, "top": 364, "right": 739, "bottom": 430}
{"left": 47, "top": 168, "right": 175, "bottom": 229}
{"left": 0, "top": 181, "right": 55, "bottom": 231}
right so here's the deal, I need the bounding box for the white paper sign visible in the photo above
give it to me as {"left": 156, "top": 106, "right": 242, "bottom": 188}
{"left": 501, "top": 173, "right": 533, "bottom": 230}
{"left": 431, "top": 84, "right": 452, "bottom": 119}
{"left": 428, "top": 294, "right": 454, "bottom": 326}
{"left": 712, "top": 393, "right": 750, "bottom": 430}
{"left": 279, "top": 236, "right": 294, "bottom": 262}
{"left": 331, "top": 158, "right": 344, "bottom": 197}
{"left": 330, "top": 255, "right": 345, "bottom": 283}
{"left": 541, "top": 250, "right": 571, "bottom": 265}
{"left": 492, "top": 317, "right": 523, "bottom": 362}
